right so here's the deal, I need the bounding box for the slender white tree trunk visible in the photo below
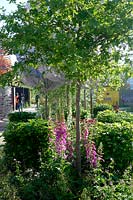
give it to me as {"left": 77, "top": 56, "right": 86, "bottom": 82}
{"left": 76, "top": 81, "right": 81, "bottom": 175}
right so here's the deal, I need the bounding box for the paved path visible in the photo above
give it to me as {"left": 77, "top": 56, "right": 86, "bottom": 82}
{"left": 0, "top": 118, "right": 8, "bottom": 132}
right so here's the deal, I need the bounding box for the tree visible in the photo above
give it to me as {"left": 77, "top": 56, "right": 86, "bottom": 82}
{"left": 0, "top": 0, "right": 133, "bottom": 174}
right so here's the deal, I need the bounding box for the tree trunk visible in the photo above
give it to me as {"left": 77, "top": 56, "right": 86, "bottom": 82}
{"left": 90, "top": 89, "right": 93, "bottom": 118}
{"left": 60, "top": 94, "right": 64, "bottom": 121}
{"left": 49, "top": 102, "right": 51, "bottom": 120}
{"left": 45, "top": 79, "right": 49, "bottom": 120}
{"left": 76, "top": 81, "right": 81, "bottom": 175}
{"left": 84, "top": 88, "right": 87, "bottom": 110}
{"left": 66, "top": 84, "right": 72, "bottom": 129}
{"left": 57, "top": 95, "right": 64, "bottom": 122}
{"left": 66, "top": 84, "right": 70, "bottom": 108}
{"left": 45, "top": 94, "right": 48, "bottom": 120}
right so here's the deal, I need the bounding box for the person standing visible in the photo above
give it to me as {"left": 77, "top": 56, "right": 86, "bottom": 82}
{"left": 15, "top": 93, "right": 19, "bottom": 110}
{"left": 35, "top": 94, "right": 39, "bottom": 108}
{"left": 21, "top": 93, "right": 25, "bottom": 111}
{"left": 17, "top": 93, "right": 22, "bottom": 112}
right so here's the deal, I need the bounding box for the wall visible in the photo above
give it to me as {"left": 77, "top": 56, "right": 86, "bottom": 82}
{"left": 99, "top": 87, "right": 119, "bottom": 106}
{"left": 0, "top": 86, "right": 12, "bottom": 119}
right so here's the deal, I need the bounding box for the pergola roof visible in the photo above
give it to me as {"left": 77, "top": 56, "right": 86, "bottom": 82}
{"left": 1, "top": 53, "right": 66, "bottom": 90}
{"left": 21, "top": 66, "right": 66, "bottom": 91}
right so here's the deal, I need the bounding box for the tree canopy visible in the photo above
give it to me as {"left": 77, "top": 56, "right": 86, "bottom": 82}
{"left": 0, "top": 0, "right": 132, "bottom": 85}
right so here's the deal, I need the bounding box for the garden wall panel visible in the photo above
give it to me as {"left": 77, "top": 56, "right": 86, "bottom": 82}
{"left": 0, "top": 87, "right": 12, "bottom": 119}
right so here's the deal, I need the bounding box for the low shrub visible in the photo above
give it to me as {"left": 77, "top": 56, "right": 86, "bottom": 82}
{"left": 97, "top": 110, "right": 117, "bottom": 123}
{"left": 1, "top": 153, "right": 132, "bottom": 200}
{"left": 0, "top": 148, "right": 20, "bottom": 200}
{"left": 3, "top": 119, "right": 52, "bottom": 172}
{"left": 0, "top": 173, "right": 20, "bottom": 200}
{"left": 16, "top": 159, "right": 76, "bottom": 200}
{"left": 92, "top": 122, "right": 133, "bottom": 175}
{"left": 97, "top": 110, "right": 133, "bottom": 123}
{"left": 93, "top": 104, "right": 113, "bottom": 118}
{"left": 8, "top": 112, "right": 36, "bottom": 122}
{"left": 118, "top": 111, "right": 133, "bottom": 122}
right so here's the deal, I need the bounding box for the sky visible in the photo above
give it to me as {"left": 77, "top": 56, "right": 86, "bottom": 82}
{"left": 0, "top": 0, "right": 27, "bottom": 64}
{"left": 0, "top": 0, "right": 27, "bottom": 13}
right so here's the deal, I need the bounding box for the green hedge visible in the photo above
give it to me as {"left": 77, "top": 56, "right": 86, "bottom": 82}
{"left": 8, "top": 112, "right": 36, "bottom": 122}
{"left": 3, "top": 119, "right": 52, "bottom": 172}
{"left": 93, "top": 104, "right": 113, "bottom": 118}
{"left": 97, "top": 110, "right": 133, "bottom": 123}
{"left": 93, "top": 122, "right": 133, "bottom": 175}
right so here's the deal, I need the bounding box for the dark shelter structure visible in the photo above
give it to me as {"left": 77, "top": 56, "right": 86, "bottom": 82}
{"left": 11, "top": 87, "right": 30, "bottom": 110}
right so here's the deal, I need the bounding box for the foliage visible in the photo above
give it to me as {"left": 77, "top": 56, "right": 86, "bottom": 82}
{"left": 80, "top": 165, "right": 133, "bottom": 200}
{"left": 0, "top": 0, "right": 132, "bottom": 85}
{"left": 0, "top": 150, "right": 132, "bottom": 200}
{"left": 66, "top": 108, "right": 90, "bottom": 120}
{"left": 97, "top": 110, "right": 133, "bottom": 123}
{"left": 0, "top": 172, "right": 20, "bottom": 200}
{"left": 118, "top": 111, "right": 133, "bottom": 122}
{"left": 93, "top": 104, "right": 113, "bottom": 118}
{"left": 97, "top": 109, "right": 116, "bottom": 123}
{"left": 80, "top": 109, "right": 90, "bottom": 120}
{"left": 0, "top": 117, "right": 133, "bottom": 199}
{"left": 0, "top": 148, "right": 20, "bottom": 200}
{"left": 3, "top": 119, "right": 51, "bottom": 172}
{"left": 13, "top": 159, "right": 77, "bottom": 200}
{"left": 92, "top": 121, "right": 133, "bottom": 175}
{"left": 8, "top": 112, "right": 37, "bottom": 122}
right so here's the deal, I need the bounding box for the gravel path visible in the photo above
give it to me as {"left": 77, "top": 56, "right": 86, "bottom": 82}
{"left": 0, "top": 119, "right": 8, "bottom": 132}
{"left": 0, "top": 119, "right": 8, "bottom": 145}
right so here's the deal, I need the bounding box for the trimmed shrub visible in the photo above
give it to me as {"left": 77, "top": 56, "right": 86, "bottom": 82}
{"left": 97, "top": 110, "right": 133, "bottom": 123}
{"left": 3, "top": 119, "right": 52, "bottom": 172}
{"left": 117, "top": 111, "right": 133, "bottom": 122}
{"left": 92, "top": 122, "right": 133, "bottom": 175}
{"left": 93, "top": 104, "right": 113, "bottom": 118}
{"left": 8, "top": 112, "right": 36, "bottom": 122}
{"left": 97, "top": 110, "right": 117, "bottom": 123}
